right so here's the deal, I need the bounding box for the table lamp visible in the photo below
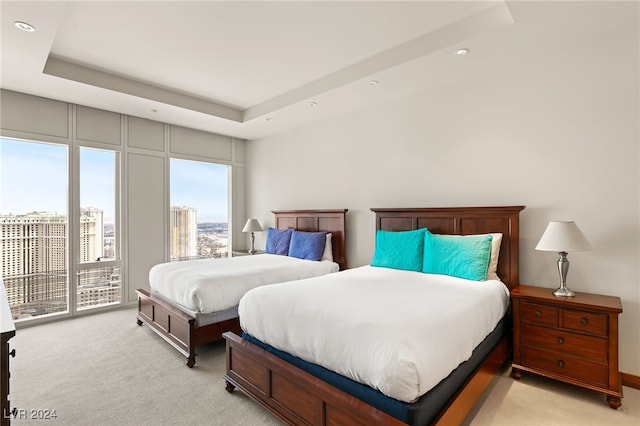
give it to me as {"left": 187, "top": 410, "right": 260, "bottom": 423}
{"left": 242, "top": 218, "right": 263, "bottom": 254}
{"left": 535, "top": 221, "right": 591, "bottom": 297}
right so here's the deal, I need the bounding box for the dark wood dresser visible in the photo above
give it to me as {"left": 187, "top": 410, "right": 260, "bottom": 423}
{"left": 511, "top": 285, "right": 623, "bottom": 409}
{"left": 1, "top": 280, "right": 16, "bottom": 425}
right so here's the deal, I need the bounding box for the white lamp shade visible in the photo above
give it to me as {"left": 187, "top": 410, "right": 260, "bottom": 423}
{"left": 535, "top": 221, "right": 591, "bottom": 252}
{"left": 242, "top": 218, "right": 263, "bottom": 233}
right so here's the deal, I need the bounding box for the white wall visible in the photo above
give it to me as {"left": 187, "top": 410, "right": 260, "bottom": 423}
{"left": 246, "top": 8, "right": 639, "bottom": 375}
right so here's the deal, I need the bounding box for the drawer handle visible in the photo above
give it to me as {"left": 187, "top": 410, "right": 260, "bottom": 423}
{"left": 9, "top": 348, "right": 16, "bottom": 358}
{"left": 580, "top": 317, "right": 588, "bottom": 325}
{"left": 557, "top": 360, "right": 565, "bottom": 368}
{"left": 557, "top": 337, "right": 564, "bottom": 344}
{"left": 535, "top": 310, "right": 542, "bottom": 317}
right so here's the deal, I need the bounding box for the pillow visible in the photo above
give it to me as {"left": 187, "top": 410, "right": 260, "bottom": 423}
{"left": 288, "top": 230, "right": 327, "bottom": 261}
{"left": 486, "top": 233, "right": 503, "bottom": 280}
{"left": 265, "top": 228, "right": 293, "bottom": 256}
{"left": 371, "top": 228, "right": 426, "bottom": 272}
{"left": 321, "top": 233, "right": 333, "bottom": 262}
{"left": 423, "top": 231, "right": 493, "bottom": 281}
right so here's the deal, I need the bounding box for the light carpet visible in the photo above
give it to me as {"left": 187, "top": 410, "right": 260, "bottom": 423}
{"left": 7, "top": 307, "right": 639, "bottom": 425}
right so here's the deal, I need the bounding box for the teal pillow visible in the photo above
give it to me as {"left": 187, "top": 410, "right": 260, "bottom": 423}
{"left": 371, "top": 228, "right": 426, "bottom": 272}
{"left": 423, "top": 231, "right": 492, "bottom": 281}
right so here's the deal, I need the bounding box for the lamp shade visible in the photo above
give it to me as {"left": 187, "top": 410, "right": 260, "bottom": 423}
{"left": 242, "top": 218, "right": 263, "bottom": 233}
{"left": 535, "top": 221, "right": 591, "bottom": 252}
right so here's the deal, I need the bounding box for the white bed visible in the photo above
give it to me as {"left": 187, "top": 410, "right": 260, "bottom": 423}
{"left": 137, "top": 208, "right": 348, "bottom": 368}
{"left": 150, "top": 253, "right": 338, "bottom": 315}
{"left": 239, "top": 265, "right": 509, "bottom": 403}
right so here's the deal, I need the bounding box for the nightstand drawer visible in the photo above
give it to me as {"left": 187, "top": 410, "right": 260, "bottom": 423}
{"left": 562, "top": 309, "right": 608, "bottom": 337}
{"left": 521, "top": 347, "right": 608, "bottom": 387}
{"left": 520, "top": 323, "right": 608, "bottom": 362}
{"left": 520, "top": 302, "right": 558, "bottom": 327}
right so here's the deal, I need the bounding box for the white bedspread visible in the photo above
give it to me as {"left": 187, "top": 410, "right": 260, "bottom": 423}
{"left": 149, "top": 254, "right": 338, "bottom": 314}
{"left": 239, "top": 265, "right": 509, "bottom": 403}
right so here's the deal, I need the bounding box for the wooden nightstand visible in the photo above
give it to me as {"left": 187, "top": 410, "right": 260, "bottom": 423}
{"left": 231, "top": 250, "right": 264, "bottom": 256}
{"left": 511, "top": 285, "right": 623, "bottom": 409}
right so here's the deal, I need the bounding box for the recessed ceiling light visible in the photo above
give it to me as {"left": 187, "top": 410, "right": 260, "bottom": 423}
{"left": 369, "top": 80, "right": 379, "bottom": 86}
{"left": 14, "top": 21, "right": 36, "bottom": 32}
{"left": 265, "top": 117, "right": 273, "bottom": 122}
{"left": 455, "top": 48, "right": 470, "bottom": 56}
{"left": 150, "top": 108, "right": 158, "bottom": 113}
{"left": 308, "top": 101, "right": 318, "bottom": 107}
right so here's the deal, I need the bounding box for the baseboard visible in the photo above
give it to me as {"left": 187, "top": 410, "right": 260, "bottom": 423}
{"left": 621, "top": 372, "right": 640, "bottom": 390}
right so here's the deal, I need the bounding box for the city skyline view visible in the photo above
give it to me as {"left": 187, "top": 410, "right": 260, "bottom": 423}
{"left": 1, "top": 137, "right": 230, "bottom": 321}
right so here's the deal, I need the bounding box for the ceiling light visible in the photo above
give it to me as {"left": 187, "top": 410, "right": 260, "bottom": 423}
{"left": 308, "top": 101, "right": 318, "bottom": 107}
{"left": 14, "top": 21, "right": 35, "bottom": 32}
{"left": 265, "top": 117, "right": 272, "bottom": 122}
{"left": 369, "top": 80, "right": 379, "bottom": 86}
{"left": 455, "top": 48, "right": 470, "bottom": 56}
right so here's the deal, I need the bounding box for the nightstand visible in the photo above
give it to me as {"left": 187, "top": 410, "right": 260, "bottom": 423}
{"left": 232, "top": 250, "right": 264, "bottom": 256}
{"left": 511, "top": 285, "right": 623, "bottom": 409}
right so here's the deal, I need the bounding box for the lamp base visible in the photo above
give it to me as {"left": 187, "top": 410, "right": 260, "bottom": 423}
{"left": 553, "top": 286, "right": 575, "bottom": 298}
{"left": 248, "top": 232, "right": 256, "bottom": 255}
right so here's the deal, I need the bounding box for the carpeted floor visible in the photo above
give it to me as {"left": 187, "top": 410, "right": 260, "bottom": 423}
{"left": 7, "top": 307, "right": 640, "bottom": 425}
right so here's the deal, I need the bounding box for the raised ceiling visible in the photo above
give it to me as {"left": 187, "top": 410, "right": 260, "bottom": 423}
{"left": 1, "top": 1, "right": 637, "bottom": 140}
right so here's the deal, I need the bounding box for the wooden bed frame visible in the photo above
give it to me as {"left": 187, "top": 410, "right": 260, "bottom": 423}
{"left": 136, "top": 209, "right": 348, "bottom": 368}
{"left": 223, "top": 206, "right": 525, "bottom": 425}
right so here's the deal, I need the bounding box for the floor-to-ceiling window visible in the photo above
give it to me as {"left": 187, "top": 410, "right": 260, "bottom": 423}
{"left": 169, "top": 158, "right": 229, "bottom": 261}
{"left": 0, "top": 138, "right": 123, "bottom": 321}
{"left": 0, "top": 138, "right": 69, "bottom": 320}
{"left": 77, "top": 147, "right": 122, "bottom": 311}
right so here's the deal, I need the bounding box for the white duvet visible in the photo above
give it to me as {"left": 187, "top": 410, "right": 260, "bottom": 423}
{"left": 149, "top": 254, "right": 338, "bottom": 314}
{"left": 239, "top": 265, "right": 509, "bottom": 403}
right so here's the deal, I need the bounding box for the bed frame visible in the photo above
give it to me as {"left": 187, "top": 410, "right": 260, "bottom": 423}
{"left": 136, "top": 208, "right": 348, "bottom": 368}
{"left": 223, "top": 206, "right": 525, "bottom": 425}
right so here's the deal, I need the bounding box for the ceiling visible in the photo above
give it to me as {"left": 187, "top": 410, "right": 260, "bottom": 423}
{"left": 1, "top": 1, "right": 637, "bottom": 140}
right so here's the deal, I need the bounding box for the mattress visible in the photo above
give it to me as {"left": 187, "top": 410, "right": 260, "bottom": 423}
{"left": 239, "top": 265, "right": 509, "bottom": 403}
{"left": 243, "top": 316, "right": 507, "bottom": 425}
{"left": 149, "top": 254, "right": 338, "bottom": 314}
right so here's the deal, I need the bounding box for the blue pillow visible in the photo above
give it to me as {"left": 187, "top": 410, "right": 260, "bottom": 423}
{"left": 288, "top": 230, "right": 327, "bottom": 261}
{"left": 265, "top": 228, "right": 293, "bottom": 255}
{"left": 370, "top": 228, "right": 426, "bottom": 272}
{"left": 423, "top": 230, "right": 492, "bottom": 281}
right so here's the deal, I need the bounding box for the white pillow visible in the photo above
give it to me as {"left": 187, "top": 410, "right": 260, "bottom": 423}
{"left": 321, "top": 233, "right": 333, "bottom": 262}
{"left": 486, "top": 233, "right": 503, "bottom": 280}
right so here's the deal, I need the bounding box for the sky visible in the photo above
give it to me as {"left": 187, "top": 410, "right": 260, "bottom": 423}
{"left": 0, "top": 138, "right": 229, "bottom": 223}
{"left": 170, "top": 158, "right": 229, "bottom": 222}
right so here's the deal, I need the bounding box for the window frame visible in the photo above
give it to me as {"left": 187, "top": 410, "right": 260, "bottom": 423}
{"left": 74, "top": 145, "right": 123, "bottom": 312}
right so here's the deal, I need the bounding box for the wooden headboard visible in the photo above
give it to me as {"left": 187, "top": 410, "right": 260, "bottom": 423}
{"left": 272, "top": 209, "right": 348, "bottom": 271}
{"left": 370, "top": 206, "right": 525, "bottom": 290}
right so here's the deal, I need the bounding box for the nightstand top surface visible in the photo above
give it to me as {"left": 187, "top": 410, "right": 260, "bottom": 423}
{"left": 232, "top": 250, "right": 265, "bottom": 256}
{"left": 512, "top": 285, "right": 622, "bottom": 313}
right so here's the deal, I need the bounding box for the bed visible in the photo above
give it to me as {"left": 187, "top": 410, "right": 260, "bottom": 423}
{"left": 223, "top": 206, "right": 525, "bottom": 425}
{"left": 136, "top": 209, "right": 348, "bottom": 367}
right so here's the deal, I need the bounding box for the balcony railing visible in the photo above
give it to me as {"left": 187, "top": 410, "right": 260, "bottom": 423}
{"left": 4, "top": 266, "right": 122, "bottom": 320}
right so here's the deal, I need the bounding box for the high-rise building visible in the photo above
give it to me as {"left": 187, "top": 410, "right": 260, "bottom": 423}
{"left": 0, "top": 213, "right": 68, "bottom": 316}
{"left": 170, "top": 206, "right": 197, "bottom": 260}
{"left": 1, "top": 210, "right": 120, "bottom": 319}
{"left": 80, "top": 207, "right": 104, "bottom": 262}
